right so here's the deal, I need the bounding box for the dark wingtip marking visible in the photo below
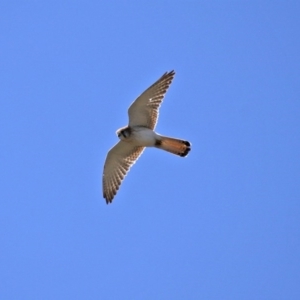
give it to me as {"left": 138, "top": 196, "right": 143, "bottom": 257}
{"left": 104, "top": 193, "right": 114, "bottom": 204}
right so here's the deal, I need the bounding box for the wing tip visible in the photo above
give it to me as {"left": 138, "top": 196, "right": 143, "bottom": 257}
{"left": 163, "top": 70, "right": 175, "bottom": 79}
{"left": 104, "top": 194, "right": 114, "bottom": 204}
{"left": 104, "top": 189, "right": 117, "bottom": 204}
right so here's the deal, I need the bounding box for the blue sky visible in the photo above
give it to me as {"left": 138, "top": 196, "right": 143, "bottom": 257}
{"left": 1, "top": 2, "right": 299, "bottom": 299}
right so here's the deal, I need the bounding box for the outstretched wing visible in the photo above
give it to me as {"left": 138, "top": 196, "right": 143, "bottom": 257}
{"left": 128, "top": 70, "right": 175, "bottom": 130}
{"left": 103, "top": 141, "right": 144, "bottom": 203}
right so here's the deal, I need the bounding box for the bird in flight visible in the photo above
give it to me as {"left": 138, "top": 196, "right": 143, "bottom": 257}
{"left": 102, "top": 70, "right": 191, "bottom": 203}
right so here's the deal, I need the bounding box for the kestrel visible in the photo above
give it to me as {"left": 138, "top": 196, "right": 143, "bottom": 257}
{"left": 103, "top": 70, "right": 191, "bottom": 203}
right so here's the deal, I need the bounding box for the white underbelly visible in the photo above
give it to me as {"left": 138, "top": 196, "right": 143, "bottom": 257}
{"left": 132, "top": 127, "right": 157, "bottom": 147}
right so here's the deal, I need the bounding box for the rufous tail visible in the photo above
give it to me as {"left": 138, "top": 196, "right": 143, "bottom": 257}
{"left": 155, "top": 136, "right": 191, "bottom": 157}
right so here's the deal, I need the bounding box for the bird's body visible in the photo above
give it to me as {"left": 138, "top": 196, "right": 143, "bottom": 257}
{"left": 103, "top": 71, "right": 191, "bottom": 203}
{"left": 117, "top": 126, "right": 158, "bottom": 147}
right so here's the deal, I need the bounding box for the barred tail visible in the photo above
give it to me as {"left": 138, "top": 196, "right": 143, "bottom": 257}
{"left": 155, "top": 136, "right": 191, "bottom": 157}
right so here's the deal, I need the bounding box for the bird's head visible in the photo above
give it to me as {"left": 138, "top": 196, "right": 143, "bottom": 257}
{"left": 116, "top": 126, "right": 131, "bottom": 140}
